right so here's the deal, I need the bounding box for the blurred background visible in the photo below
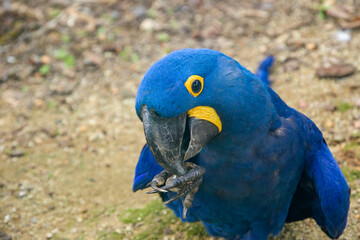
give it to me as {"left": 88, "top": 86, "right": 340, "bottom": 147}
{"left": 0, "top": 0, "right": 360, "bottom": 239}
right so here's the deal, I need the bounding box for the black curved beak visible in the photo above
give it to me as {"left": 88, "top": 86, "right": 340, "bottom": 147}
{"left": 141, "top": 106, "right": 219, "bottom": 176}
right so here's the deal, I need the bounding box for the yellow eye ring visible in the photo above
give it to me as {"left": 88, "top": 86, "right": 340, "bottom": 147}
{"left": 184, "top": 75, "right": 204, "bottom": 97}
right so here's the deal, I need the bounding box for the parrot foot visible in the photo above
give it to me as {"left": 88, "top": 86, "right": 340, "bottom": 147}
{"left": 146, "top": 170, "right": 170, "bottom": 194}
{"left": 147, "top": 162, "right": 205, "bottom": 219}
{"left": 182, "top": 178, "right": 201, "bottom": 219}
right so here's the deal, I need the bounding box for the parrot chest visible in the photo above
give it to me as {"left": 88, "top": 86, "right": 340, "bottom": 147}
{"left": 189, "top": 139, "right": 305, "bottom": 235}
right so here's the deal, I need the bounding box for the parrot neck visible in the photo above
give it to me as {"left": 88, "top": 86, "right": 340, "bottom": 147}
{"left": 201, "top": 109, "right": 281, "bottom": 168}
{"left": 209, "top": 84, "right": 282, "bottom": 152}
{"left": 214, "top": 112, "right": 280, "bottom": 150}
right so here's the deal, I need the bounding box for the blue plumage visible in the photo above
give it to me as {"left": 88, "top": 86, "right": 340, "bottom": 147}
{"left": 256, "top": 55, "right": 275, "bottom": 86}
{"left": 133, "top": 145, "right": 163, "bottom": 192}
{"left": 133, "top": 49, "right": 350, "bottom": 239}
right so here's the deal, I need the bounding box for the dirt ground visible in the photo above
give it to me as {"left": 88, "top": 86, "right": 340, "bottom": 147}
{"left": 0, "top": 0, "right": 360, "bottom": 239}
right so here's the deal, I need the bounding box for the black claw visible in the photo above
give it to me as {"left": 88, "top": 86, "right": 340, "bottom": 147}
{"left": 146, "top": 189, "right": 160, "bottom": 194}
{"left": 147, "top": 170, "right": 171, "bottom": 193}
{"left": 163, "top": 178, "right": 202, "bottom": 204}
{"left": 182, "top": 181, "right": 201, "bottom": 219}
{"left": 151, "top": 181, "right": 168, "bottom": 193}
{"left": 182, "top": 206, "right": 188, "bottom": 219}
{"left": 162, "top": 165, "right": 205, "bottom": 191}
{"left": 163, "top": 191, "right": 187, "bottom": 204}
{"left": 162, "top": 179, "right": 182, "bottom": 191}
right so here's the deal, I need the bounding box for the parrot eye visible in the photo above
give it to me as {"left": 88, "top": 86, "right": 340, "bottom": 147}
{"left": 184, "top": 75, "right": 204, "bottom": 97}
{"left": 192, "top": 80, "right": 201, "bottom": 93}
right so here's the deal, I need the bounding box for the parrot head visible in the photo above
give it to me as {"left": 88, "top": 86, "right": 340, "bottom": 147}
{"left": 135, "top": 49, "right": 277, "bottom": 176}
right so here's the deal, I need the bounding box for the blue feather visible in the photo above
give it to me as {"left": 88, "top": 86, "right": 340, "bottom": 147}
{"left": 255, "top": 55, "right": 275, "bottom": 86}
{"left": 132, "top": 145, "right": 163, "bottom": 192}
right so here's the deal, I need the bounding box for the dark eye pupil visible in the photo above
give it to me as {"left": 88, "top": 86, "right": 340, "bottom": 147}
{"left": 191, "top": 80, "right": 202, "bottom": 93}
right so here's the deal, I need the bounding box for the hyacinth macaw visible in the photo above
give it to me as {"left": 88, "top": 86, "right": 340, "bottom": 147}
{"left": 132, "top": 49, "right": 350, "bottom": 240}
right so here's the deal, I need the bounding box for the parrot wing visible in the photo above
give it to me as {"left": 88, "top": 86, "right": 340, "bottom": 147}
{"left": 132, "top": 144, "right": 163, "bottom": 192}
{"left": 286, "top": 137, "right": 350, "bottom": 239}
{"left": 265, "top": 83, "right": 350, "bottom": 239}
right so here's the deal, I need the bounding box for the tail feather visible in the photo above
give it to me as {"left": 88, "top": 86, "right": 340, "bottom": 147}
{"left": 256, "top": 56, "right": 275, "bottom": 86}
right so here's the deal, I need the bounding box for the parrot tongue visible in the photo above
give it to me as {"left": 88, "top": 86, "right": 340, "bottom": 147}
{"left": 141, "top": 106, "right": 219, "bottom": 176}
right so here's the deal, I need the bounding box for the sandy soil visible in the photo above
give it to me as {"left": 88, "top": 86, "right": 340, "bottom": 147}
{"left": 0, "top": 0, "right": 360, "bottom": 239}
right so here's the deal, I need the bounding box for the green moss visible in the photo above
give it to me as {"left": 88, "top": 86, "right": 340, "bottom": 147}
{"left": 54, "top": 48, "right": 76, "bottom": 68}
{"left": 131, "top": 53, "right": 139, "bottom": 63}
{"left": 55, "top": 48, "right": 68, "bottom": 59}
{"left": 120, "top": 199, "right": 164, "bottom": 224}
{"left": 120, "top": 46, "right": 140, "bottom": 63}
{"left": 61, "top": 34, "right": 71, "bottom": 44}
{"left": 341, "top": 166, "right": 360, "bottom": 183}
{"left": 64, "top": 54, "right": 76, "bottom": 68}
{"left": 344, "top": 141, "right": 359, "bottom": 151}
{"left": 184, "top": 222, "right": 208, "bottom": 238}
{"left": 335, "top": 102, "right": 353, "bottom": 112}
{"left": 146, "top": 9, "right": 157, "bottom": 19}
{"left": 21, "top": 85, "right": 29, "bottom": 92}
{"left": 97, "top": 231, "right": 123, "bottom": 240}
{"left": 49, "top": 8, "right": 61, "bottom": 18}
{"left": 48, "top": 101, "right": 56, "bottom": 109}
{"left": 120, "top": 199, "right": 209, "bottom": 240}
{"left": 97, "top": 26, "right": 107, "bottom": 37}
{"left": 156, "top": 33, "right": 170, "bottom": 42}
{"left": 313, "top": 1, "right": 332, "bottom": 20}
{"left": 39, "top": 64, "right": 50, "bottom": 75}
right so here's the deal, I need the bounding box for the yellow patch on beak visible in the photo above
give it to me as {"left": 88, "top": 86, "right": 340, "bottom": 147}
{"left": 188, "top": 106, "right": 222, "bottom": 132}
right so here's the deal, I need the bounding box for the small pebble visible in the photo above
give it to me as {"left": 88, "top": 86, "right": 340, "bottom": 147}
{"left": 354, "top": 120, "right": 360, "bottom": 129}
{"left": 41, "top": 55, "right": 51, "bottom": 64}
{"left": 324, "top": 104, "right": 336, "bottom": 112}
{"left": 132, "top": 5, "right": 147, "bottom": 18}
{"left": 4, "top": 215, "right": 10, "bottom": 223}
{"left": 164, "top": 228, "right": 173, "bottom": 235}
{"left": 7, "top": 150, "right": 25, "bottom": 158}
{"left": 305, "top": 42, "right": 316, "bottom": 50}
{"left": 325, "top": 120, "right": 334, "bottom": 128}
{"left": 140, "top": 19, "right": 160, "bottom": 31}
{"left": 335, "top": 29, "right": 351, "bottom": 42}
{"left": 0, "top": 231, "right": 12, "bottom": 240}
{"left": 284, "top": 58, "right": 299, "bottom": 72}
{"left": 316, "top": 63, "right": 355, "bottom": 78}
{"left": 7, "top": 56, "right": 16, "bottom": 64}
{"left": 18, "top": 190, "right": 27, "bottom": 198}
{"left": 134, "top": 222, "right": 143, "bottom": 228}
{"left": 297, "top": 100, "right": 307, "bottom": 109}
{"left": 46, "top": 232, "right": 53, "bottom": 239}
{"left": 31, "top": 218, "right": 38, "bottom": 224}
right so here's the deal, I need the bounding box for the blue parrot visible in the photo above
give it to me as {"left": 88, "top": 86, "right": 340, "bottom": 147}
{"left": 132, "top": 49, "right": 350, "bottom": 240}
